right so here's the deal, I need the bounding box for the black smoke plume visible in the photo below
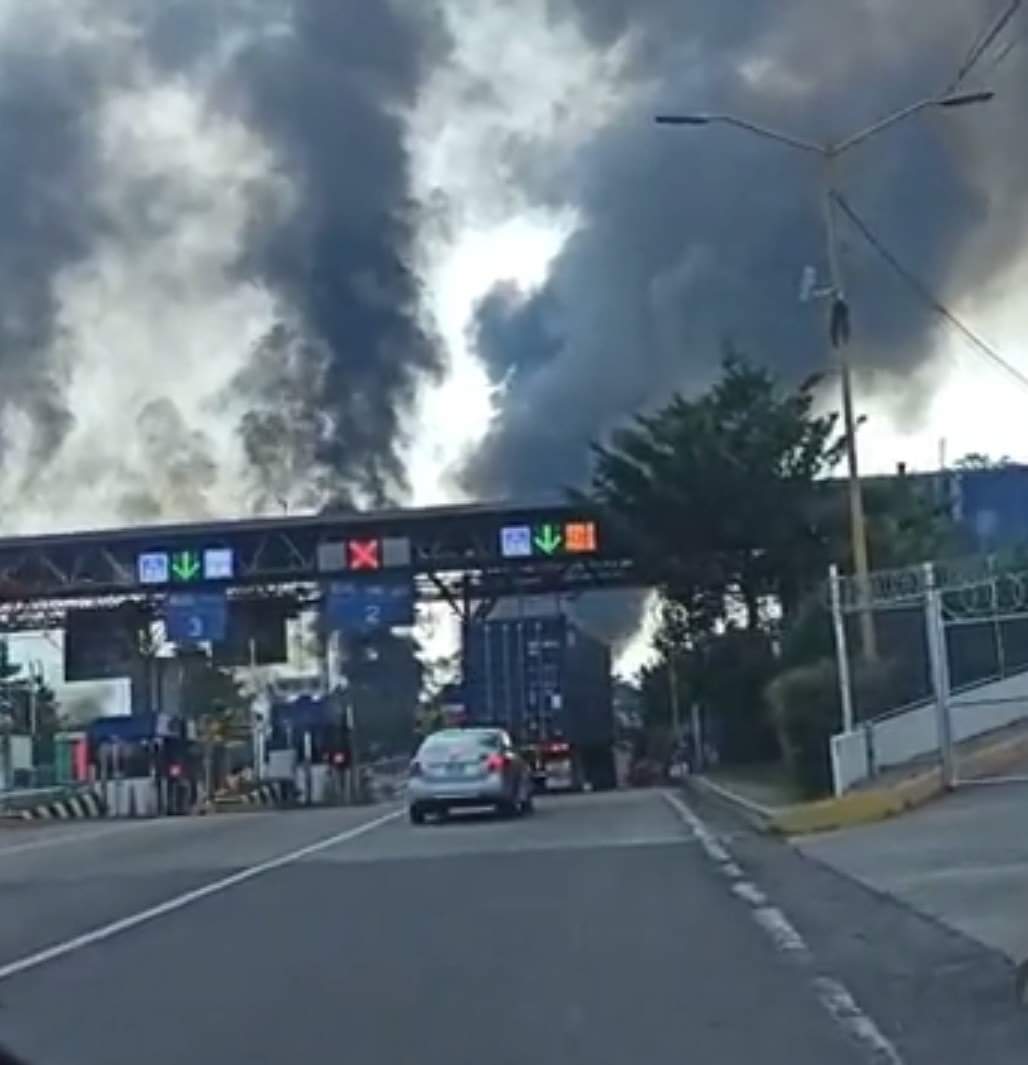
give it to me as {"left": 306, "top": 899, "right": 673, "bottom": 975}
{"left": 464, "top": 0, "right": 1028, "bottom": 498}
{"left": 0, "top": 1, "right": 446, "bottom": 515}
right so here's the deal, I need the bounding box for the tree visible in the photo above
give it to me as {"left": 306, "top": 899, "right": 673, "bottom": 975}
{"left": 954, "top": 452, "right": 1012, "bottom": 470}
{"left": 864, "top": 476, "right": 964, "bottom": 568}
{"left": 347, "top": 631, "right": 422, "bottom": 757}
{"left": 590, "top": 352, "right": 845, "bottom": 635}
{"left": 180, "top": 657, "right": 249, "bottom": 729}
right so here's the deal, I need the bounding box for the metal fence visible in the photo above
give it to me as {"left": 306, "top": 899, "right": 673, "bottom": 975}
{"left": 829, "top": 557, "right": 1028, "bottom": 793}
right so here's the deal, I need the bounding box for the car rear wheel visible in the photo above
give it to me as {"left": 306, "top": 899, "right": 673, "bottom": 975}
{"left": 496, "top": 799, "right": 518, "bottom": 819}
{"left": 520, "top": 791, "right": 535, "bottom": 816}
{"left": 409, "top": 804, "right": 426, "bottom": 825}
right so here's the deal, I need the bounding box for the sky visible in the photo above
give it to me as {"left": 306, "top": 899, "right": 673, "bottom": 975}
{"left": 0, "top": 0, "right": 1027, "bottom": 683}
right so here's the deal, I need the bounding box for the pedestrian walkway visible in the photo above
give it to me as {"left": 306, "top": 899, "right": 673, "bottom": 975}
{"left": 796, "top": 782, "right": 1028, "bottom": 965}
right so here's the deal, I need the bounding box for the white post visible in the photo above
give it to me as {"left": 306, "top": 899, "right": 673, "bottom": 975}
{"left": 829, "top": 564, "right": 855, "bottom": 734}
{"left": 923, "top": 562, "right": 956, "bottom": 788}
{"left": 248, "top": 638, "right": 262, "bottom": 781}
{"left": 346, "top": 700, "right": 356, "bottom": 805}
{"left": 303, "top": 729, "right": 313, "bottom": 806}
{"left": 690, "top": 701, "right": 703, "bottom": 773}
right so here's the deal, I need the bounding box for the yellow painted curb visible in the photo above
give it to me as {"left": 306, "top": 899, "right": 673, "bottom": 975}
{"left": 768, "top": 770, "right": 944, "bottom": 836}
{"left": 699, "top": 723, "right": 1028, "bottom": 837}
{"left": 770, "top": 723, "right": 1028, "bottom": 835}
{"left": 961, "top": 730, "right": 1028, "bottom": 779}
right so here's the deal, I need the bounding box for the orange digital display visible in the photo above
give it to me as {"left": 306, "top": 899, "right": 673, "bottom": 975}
{"left": 565, "top": 521, "right": 597, "bottom": 553}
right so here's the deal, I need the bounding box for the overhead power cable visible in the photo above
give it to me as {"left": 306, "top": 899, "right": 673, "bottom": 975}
{"left": 831, "top": 190, "right": 1028, "bottom": 393}
{"left": 948, "top": 0, "right": 1023, "bottom": 89}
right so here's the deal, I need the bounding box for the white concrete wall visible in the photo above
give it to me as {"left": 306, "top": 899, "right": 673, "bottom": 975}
{"left": 9, "top": 735, "right": 32, "bottom": 771}
{"left": 950, "top": 669, "right": 1028, "bottom": 741}
{"left": 831, "top": 668, "right": 1028, "bottom": 793}
{"left": 869, "top": 703, "right": 940, "bottom": 771}
{"left": 830, "top": 730, "right": 869, "bottom": 795}
{"left": 101, "top": 777, "right": 158, "bottom": 817}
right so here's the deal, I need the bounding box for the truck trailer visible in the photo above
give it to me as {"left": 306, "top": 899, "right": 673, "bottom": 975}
{"left": 462, "top": 615, "right": 616, "bottom": 791}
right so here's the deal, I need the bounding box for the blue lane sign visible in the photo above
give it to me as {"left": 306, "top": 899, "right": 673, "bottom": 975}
{"left": 500, "top": 525, "right": 532, "bottom": 558}
{"left": 164, "top": 593, "right": 228, "bottom": 644}
{"left": 325, "top": 581, "right": 414, "bottom": 633}
{"left": 138, "top": 552, "right": 170, "bottom": 585}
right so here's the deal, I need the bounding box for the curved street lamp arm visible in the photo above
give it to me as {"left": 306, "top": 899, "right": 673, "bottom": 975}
{"left": 701, "top": 114, "right": 824, "bottom": 154}
{"left": 655, "top": 113, "right": 823, "bottom": 154}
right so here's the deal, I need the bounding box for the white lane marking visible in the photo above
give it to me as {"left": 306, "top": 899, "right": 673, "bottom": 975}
{"left": 0, "top": 808, "right": 402, "bottom": 984}
{"left": 813, "top": 976, "right": 908, "bottom": 1065}
{"left": 752, "top": 906, "right": 809, "bottom": 955}
{"left": 731, "top": 880, "right": 768, "bottom": 907}
{"left": 663, "top": 791, "right": 906, "bottom": 1065}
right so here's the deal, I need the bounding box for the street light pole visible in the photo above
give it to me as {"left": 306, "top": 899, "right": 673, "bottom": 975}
{"left": 655, "top": 90, "right": 993, "bottom": 661}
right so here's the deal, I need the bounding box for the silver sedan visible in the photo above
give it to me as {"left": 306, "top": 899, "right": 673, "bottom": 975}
{"left": 408, "top": 728, "right": 534, "bottom": 824}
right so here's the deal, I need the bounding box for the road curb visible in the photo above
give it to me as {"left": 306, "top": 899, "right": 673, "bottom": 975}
{"left": 690, "top": 770, "right": 943, "bottom": 837}
{"left": 688, "top": 775, "right": 780, "bottom": 831}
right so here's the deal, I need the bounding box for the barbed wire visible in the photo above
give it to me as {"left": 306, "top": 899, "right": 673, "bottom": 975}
{"left": 829, "top": 552, "right": 1028, "bottom": 612}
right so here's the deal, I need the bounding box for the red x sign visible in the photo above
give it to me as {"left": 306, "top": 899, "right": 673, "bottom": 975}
{"left": 347, "top": 539, "right": 380, "bottom": 571}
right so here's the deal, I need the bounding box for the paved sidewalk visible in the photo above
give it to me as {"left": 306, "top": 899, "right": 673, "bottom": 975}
{"left": 797, "top": 782, "right": 1028, "bottom": 964}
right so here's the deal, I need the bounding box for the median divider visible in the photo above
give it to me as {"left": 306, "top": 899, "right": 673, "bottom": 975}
{"left": 13, "top": 788, "right": 108, "bottom": 822}
{"left": 203, "top": 781, "right": 291, "bottom": 814}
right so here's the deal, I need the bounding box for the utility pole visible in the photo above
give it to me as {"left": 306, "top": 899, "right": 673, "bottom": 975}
{"left": 822, "top": 156, "right": 876, "bottom": 659}
{"left": 655, "top": 88, "right": 993, "bottom": 662}
{"left": 667, "top": 650, "right": 681, "bottom": 742}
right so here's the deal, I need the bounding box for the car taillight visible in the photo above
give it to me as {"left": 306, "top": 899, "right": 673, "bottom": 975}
{"left": 546, "top": 742, "right": 569, "bottom": 755}
{"left": 409, "top": 760, "right": 422, "bottom": 777}
{"left": 485, "top": 753, "right": 506, "bottom": 772}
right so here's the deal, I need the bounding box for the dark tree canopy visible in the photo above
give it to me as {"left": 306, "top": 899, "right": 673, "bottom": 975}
{"left": 590, "top": 353, "right": 844, "bottom": 632}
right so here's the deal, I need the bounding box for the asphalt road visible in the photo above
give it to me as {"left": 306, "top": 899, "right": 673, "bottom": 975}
{"left": 0, "top": 790, "right": 1022, "bottom": 1065}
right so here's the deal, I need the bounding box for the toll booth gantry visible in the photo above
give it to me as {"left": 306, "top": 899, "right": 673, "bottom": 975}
{"left": 0, "top": 500, "right": 639, "bottom": 630}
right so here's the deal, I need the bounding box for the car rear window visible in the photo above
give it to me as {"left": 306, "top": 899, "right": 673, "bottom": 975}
{"left": 419, "top": 731, "right": 502, "bottom": 758}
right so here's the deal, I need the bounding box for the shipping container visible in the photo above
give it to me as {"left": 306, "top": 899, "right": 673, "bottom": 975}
{"left": 462, "top": 615, "right": 615, "bottom": 791}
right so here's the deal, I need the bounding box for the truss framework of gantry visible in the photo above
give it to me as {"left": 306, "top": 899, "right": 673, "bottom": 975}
{"left": 0, "top": 501, "right": 641, "bottom": 630}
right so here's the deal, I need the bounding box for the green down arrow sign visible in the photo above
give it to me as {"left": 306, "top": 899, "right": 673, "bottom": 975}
{"left": 171, "top": 550, "right": 202, "bottom": 582}
{"left": 533, "top": 523, "right": 563, "bottom": 556}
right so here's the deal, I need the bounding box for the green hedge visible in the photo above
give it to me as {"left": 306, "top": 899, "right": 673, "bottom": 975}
{"left": 766, "top": 657, "right": 899, "bottom": 798}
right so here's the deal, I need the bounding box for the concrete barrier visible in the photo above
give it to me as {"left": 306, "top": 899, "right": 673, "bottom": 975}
{"left": 18, "top": 788, "right": 107, "bottom": 821}
{"left": 207, "top": 780, "right": 291, "bottom": 813}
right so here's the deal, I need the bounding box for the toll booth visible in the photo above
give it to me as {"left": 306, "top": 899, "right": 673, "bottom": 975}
{"left": 87, "top": 713, "right": 199, "bottom": 816}
{"left": 267, "top": 694, "right": 350, "bottom": 804}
